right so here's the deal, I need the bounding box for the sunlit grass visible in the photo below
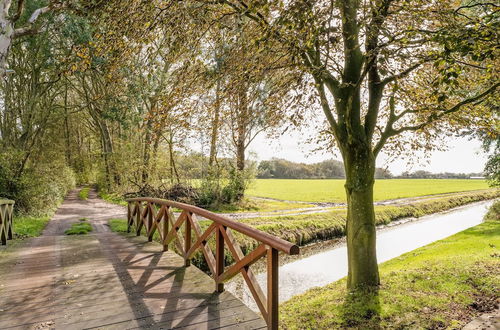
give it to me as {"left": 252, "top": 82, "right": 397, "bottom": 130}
{"left": 65, "top": 219, "right": 93, "bottom": 235}
{"left": 280, "top": 202, "right": 500, "bottom": 329}
{"left": 12, "top": 215, "right": 51, "bottom": 238}
{"left": 247, "top": 179, "right": 491, "bottom": 202}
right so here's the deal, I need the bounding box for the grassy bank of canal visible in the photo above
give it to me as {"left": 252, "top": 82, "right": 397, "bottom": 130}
{"left": 279, "top": 201, "right": 500, "bottom": 329}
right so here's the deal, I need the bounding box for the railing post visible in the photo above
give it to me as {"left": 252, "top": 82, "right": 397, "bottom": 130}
{"left": 147, "top": 203, "right": 154, "bottom": 242}
{"left": 1, "top": 204, "right": 5, "bottom": 245}
{"left": 127, "top": 203, "right": 131, "bottom": 233}
{"left": 7, "top": 203, "right": 12, "bottom": 240}
{"left": 162, "top": 208, "right": 169, "bottom": 251}
{"left": 184, "top": 212, "right": 192, "bottom": 267}
{"left": 136, "top": 202, "right": 142, "bottom": 236}
{"left": 216, "top": 225, "right": 225, "bottom": 292}
{"left": 267, "top": 247, "right": 279, "bottom": 330}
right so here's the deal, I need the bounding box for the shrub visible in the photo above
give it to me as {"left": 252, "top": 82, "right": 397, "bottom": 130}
{"left": 0, "top": 158, "right": 75, "bottom": 215}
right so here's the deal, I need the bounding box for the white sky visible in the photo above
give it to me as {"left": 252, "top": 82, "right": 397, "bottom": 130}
{"left": 247, "top": 131, "right": 487, "bottom": 175}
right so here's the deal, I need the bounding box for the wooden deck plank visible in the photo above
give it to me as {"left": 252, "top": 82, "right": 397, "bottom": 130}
{"left": 0, "top": 190, "right": 266, "bottom": 329}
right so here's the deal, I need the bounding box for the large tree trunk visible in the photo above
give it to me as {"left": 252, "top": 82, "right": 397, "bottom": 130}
{"left": 236, "top": 135, "right": 245, "bottom": 171}
{"left": 343, "top": 144, "right": 379, "bottom": 289}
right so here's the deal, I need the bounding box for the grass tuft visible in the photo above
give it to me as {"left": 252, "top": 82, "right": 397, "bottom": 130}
{"left": 65, "top": 219, "right": 93, "bottom": 235}
{"left": 78, "top": 187, "right": 90, "bottom": 200}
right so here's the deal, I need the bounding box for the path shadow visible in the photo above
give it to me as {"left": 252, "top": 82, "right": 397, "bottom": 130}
{"left": 341, "top": 286, "right": 381, "bottom": 329}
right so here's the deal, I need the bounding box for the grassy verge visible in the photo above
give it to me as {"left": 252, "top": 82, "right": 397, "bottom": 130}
{"left": 78, "top": 187, "right": 90, "bottom": 200}
{"left": 98, "top": 191, "right": 127, "bottom": 206}
{"left": 12, "top": 215, "right": 51, "bottom": 239}
{"left": 108, "top": 190, "right": 499, "bottom": 273}
{"left": 248, "top": 179, "right": 490, "bottom": 203}
{"left": 65, "top": 218, "right": 93, "bottom": 235}
{"left": 211, "top": 197, "right": 315, "bottom": 213}
{"left": 239, "top": 190, "right": 499, "bottom": 247}
{"left": 280, "top": 201, "right": 500, "bottom": 329}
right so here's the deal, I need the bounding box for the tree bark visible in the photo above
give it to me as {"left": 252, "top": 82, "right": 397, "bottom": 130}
{"left": 343, "top": 144, "right": 379, "bottom": 289}
{"left": 209, "top": 79, "right": 221, "bottom": 167}
{"left": 0, "top": 0, "right": 14, "bottom": 78}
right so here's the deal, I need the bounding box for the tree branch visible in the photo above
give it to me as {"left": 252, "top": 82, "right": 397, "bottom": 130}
{"left": 388, "top": 82, "right": 499, "bottom": 138}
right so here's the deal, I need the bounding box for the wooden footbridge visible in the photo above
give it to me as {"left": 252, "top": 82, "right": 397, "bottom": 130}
{"left": 0, "top": 191, "right": 299, "bottom": 329}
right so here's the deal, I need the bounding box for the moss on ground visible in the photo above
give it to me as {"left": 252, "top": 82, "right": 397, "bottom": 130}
{"left": 279, "top": 201, "right": 500, "bottom": 329}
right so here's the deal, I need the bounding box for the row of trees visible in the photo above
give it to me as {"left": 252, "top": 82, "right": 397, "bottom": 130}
{"left": 257, "top": 158, "right": 392, "bottom": 179}
{"left": 1, "top": 0, "right": 497, "bottom": 291}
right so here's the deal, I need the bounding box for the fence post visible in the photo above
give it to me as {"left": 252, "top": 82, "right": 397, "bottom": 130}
{"left": 267, "top": 247, "right": 279, "bottom": 330}
{"left": 216, "top": 225, "right": 225, "bottom": 292}
{"left": 127, "top": 203, "right": 131, "bottom": 233}
{"left": 185, "top": 213, "right": 192, "bottom": 266}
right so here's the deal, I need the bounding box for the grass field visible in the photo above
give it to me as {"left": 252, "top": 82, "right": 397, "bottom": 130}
{"left": 247, "top": 179, "right": 490, "bottom": 203}
{"left": 280, "top": 202, "right": 500, "bottom": 329}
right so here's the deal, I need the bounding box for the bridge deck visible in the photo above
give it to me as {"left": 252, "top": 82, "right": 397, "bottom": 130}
{"left": 0, "top": 190, "right": 266, "bottom": 329}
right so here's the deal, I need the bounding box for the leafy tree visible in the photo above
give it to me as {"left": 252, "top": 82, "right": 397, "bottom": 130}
{"left": 193, "top": 0, "right": 499, "bottom": 289}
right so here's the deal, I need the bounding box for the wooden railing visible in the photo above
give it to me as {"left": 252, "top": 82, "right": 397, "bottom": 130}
{"left": 0, "top": 199, "right": 14, "bottom": 245}
{"left": 127, "top": 197, "right": 299, "bottom": 329}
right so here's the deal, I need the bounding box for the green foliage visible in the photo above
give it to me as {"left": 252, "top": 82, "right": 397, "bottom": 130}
{"left": 247, "top": 179, "right": 491, "bottom": 203}
{"left": 280, "top": 208, "right": 500, "bottom": 329}
{"left": 12, "top": 215, "right": 51, "bottom": 239}
{"left": 65, "top": 219, "right": 93, "bottom": 235}
{"left": 485, "top": 153, "right": 499, "bottom": 187}
{"left": 78, "top": 187, "right": 90, "bottom": 200}
{"left": 484, "top": 200, "right": 500, "bottom": 221}
{"left": 0, "top": 157, "right": 76, "bottom": 215}
{"left": 198, "top": 166, "right": 255, "bottom": 208}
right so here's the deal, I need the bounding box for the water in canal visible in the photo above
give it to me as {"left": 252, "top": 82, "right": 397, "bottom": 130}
{"left": 226, "top": 200, "right": 495, "bottom": 311}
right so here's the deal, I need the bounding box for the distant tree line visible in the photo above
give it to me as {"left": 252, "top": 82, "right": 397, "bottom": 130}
{"left": 256, "top": 158, "right": 484, "bottom": 180}
{"left": 257, "top": 158, "right": 392, "bottom": 179}
{"left": 397, "top": 170, "right": 484, "bottom": 179}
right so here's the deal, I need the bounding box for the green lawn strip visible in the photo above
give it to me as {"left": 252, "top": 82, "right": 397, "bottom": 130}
{"left": 247, "top": 179, "right": 491, "bottom": 203}
{"left": 280, "top": 202, "right": 500, "bottom": 330}
{"left": 65, "top": 218, "right": 93, "bottom": 235}
{"left": 78, "top": 187, "right": 90, "bottom": 200}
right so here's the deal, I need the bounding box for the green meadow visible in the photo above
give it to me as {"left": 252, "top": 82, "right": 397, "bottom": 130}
{"left": 247, "top": 179, "right": 490, "bottom": 203}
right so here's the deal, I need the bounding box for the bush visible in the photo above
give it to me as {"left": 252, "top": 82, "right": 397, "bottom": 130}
{"left": 0, "top": 157, "right": 75, "bottom": 215}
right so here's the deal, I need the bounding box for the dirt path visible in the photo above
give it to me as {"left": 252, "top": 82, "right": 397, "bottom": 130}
{"left": 0, "top": 189, "right": 264, "bottom": 330}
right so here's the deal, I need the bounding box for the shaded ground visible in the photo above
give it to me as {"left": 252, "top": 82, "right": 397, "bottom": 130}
{"left": 0, "top": 189, "right": 265, "bottom": 329}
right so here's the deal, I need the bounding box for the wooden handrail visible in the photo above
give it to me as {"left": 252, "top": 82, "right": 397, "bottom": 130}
{"left": 0, "top": 199, "right": 14, "bottom": 245}
{"left": 127, "top": 197, "right": 299, "bottom": 255}
{"left": 126, "top": 197, "right": 300, "bottom": 330}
